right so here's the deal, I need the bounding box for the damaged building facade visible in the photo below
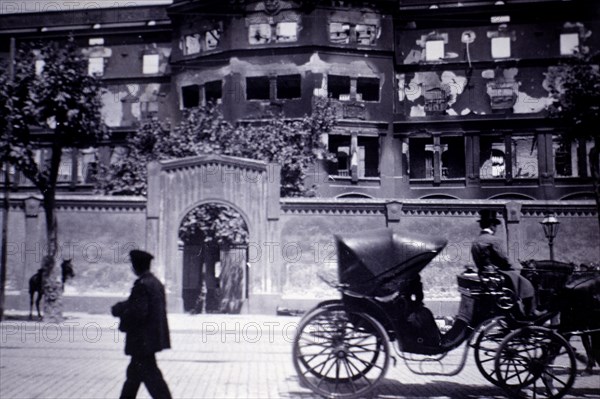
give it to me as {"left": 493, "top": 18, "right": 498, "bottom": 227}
{"left": 1, "top": 0, "right": 599, "bottom": 313}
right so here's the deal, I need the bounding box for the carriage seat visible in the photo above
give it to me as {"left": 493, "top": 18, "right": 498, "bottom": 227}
{"left": 457, "top": 268, "right": 506, "bottom": 296}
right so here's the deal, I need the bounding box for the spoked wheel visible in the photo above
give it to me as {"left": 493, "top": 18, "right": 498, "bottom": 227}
{"left": 473, "top": 317, "right": 510, "bottom": 386}
{"left": 292, "top": 303, "right": 390, "bottom": 398}
{"left": 495, "top": 326, "right": 576, "bottom": 399}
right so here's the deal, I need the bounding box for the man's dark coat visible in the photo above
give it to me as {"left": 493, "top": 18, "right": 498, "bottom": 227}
{"left": 112, "top": 271, "right": 171, "bottom": 356}
{"left": 471, "top": 230, "right": 535, "bottom": 300}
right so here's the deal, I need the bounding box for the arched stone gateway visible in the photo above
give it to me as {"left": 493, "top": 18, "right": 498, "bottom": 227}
{"left": 145, "top": 154, "right": 280, "bottom": 312}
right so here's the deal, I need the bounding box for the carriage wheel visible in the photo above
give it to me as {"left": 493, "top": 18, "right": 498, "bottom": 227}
{"left": 473, "top": 317, "right": 510, "bottom": 386}
{"left": 292, "top": 303, "right": 390, "bottom": 398}
{"left": 495, "top": 326, "right": 576, "bottom": 399}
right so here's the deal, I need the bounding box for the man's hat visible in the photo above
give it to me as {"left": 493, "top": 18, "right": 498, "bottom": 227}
{"left": 129, "top": 249, "right": 154, "bottom": 266}
{"left": 477, "top": 209, "right": 501, "bottom": 225}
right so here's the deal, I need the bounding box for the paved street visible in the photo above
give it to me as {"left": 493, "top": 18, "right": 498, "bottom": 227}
{"left": 1, "top": 311, "right": 599, "bottom": 399}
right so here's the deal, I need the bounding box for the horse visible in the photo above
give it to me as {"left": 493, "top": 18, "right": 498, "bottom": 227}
{"left": 521, "top": 259, "right": 600, "bottom": 373}
{"left": 28, "top": 259, "right": 75, "bottom": 320}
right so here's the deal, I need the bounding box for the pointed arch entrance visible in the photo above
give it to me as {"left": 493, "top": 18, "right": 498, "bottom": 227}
{"left": 145, "top": 154, "right": 280, "bottom": 312}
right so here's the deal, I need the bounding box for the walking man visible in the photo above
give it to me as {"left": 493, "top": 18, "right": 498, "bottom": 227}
{"left": 111, "top": 250, "right": 172, "bottom": 399}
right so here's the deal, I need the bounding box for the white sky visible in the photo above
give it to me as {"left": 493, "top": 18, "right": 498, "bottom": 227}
{"left": 0, "top": 0, "right": 173, "bottom": 14}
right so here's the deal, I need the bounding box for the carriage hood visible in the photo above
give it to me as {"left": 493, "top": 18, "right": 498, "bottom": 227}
{"left": 335, "top": 228, "right": 447, "bottom": 295}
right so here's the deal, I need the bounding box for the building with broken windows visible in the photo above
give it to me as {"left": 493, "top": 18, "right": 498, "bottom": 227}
{"left": 0, "top": 0, "right": 598, "bottom": 313}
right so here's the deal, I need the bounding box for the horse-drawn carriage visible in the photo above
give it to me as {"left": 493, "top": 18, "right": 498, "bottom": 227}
{"left": 292, "top": 228, "right": 600, "bottom": 399}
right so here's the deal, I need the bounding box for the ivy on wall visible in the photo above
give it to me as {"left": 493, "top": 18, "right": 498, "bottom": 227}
{"left": 97, "top": 97, "right": 336, "bottom": 197}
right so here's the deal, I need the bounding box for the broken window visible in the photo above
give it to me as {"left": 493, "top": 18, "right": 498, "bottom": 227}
{"left": 408, "top": 137, "right": 433, "bottom": 179}
{"left": 491, "top": 37, "right": 511, "bottom": 59}
{"left": 553, "top": 137, "right": 576, "bottom": 177}
{"left": 328, "top": 135, "right": 351, "bottom": 176}
{"left": 425, "top": 40, "right": 445, "bottom": 61}
{"left": 275, "top": 22, "right": 298, "bottom": 43}
{"left": 355, "top": 24, "right": 377, "bottom": 45}
{"left": 181, "top": 84, "right": 200, "bottom": 109}
{"left": 184, "top": 34, "right": 201, "bottom": 55}
{"left": 328, "top": 134, "right": 380, "bottom": 178}
{"left": 440, "top": 137, "right": 465, "bottom": 179}
{"left": 78, "top": 148, "right": 97, "bottom": 184}
{"left": 358, "top": 137, "right": 380, "bottom": 178}
{"left": 276, "top": 74, "right": 301, "bottom": 99}
{"left": 205, "top": 29, "right": 221, "bottom": 50}
{"left": 142, "top": 54, "right": 160, "bottom": 74}
{"left": 329, "top": 22, "right": 379, "bottom": 45}
{"left": 88, "top": 57, "right": 104, "bottom": 76}
{"left": 246, "top": 76, "right": 271, "bottom": 100}
{"left": 512, "top": 135, "right": 538, "bottom": 178}
{"left": 205, "top": 80, "right": 222, "bottom": 104}
{"left": 249, "top": 24, "right": 272, "bottom": 44}
{"left": 560, "top": 32, "right": 579, "bottom": 56}
{"left": 58, "top": 149, "right": 75, "bottom": 183}
{"left": 356, "top": 77, "right": 379, "bottom": 102}
{"left": 328, "top": 75, "right": 351, "bottom": 100}
{"left": 329, "top": 22, "right": 350, "bottom": 44}
{"left": 480, "top": 136, "right": 506, "bottom": 179}
{"left": 408, "top": 136, "right": 464, "bottom": 180}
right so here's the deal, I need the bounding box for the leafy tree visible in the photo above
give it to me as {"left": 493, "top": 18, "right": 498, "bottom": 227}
{"left": 179, "top": 204, "right": 249, "bottom": 246}
{"left": 546, "top": 50, "right": 600, "bottom": 250}
{"left": 0, "top": 38, "right": 104, "bottom": 321}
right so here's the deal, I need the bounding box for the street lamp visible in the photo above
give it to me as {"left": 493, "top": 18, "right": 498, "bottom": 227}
{"left": 540, "top": 214, "right": 560, "bottom": 261}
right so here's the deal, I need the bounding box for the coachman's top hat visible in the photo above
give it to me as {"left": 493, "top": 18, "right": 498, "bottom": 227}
{"left": 130, "top": 249, "right": 154, "bottom": 268}
{"left": 477, "top": 209, "right": 501, "bottom": 225}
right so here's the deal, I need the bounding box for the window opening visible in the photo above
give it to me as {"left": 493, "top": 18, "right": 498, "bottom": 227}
{"left": 356, "top": 77, "right": 379, "bottom": 102}
{"left": 275, "top": 22, "right": 298, "bottom": 42}
{"left": 480, "top": 137, "right": 506, "bottom": 179}
{"left": 512, "top": 135, "right": 538, "bottom": 178}
{"left": 425, "top": 40, "right": 445, "bottom": 61}
{"left": 560, "top": 32, "right": 579, "bottom": 56}
{"left": 328, "top": 75, "right": 351, "bottom": 100}
{"left": 355, "top": 24, "right": 377, "bottom": 45}
{"left": 246, "top": 76, "right": 271, "bottom": 100}
{"left": 491, "top": 36, "right": 511, "bottom": 58}
{"left": 184, "top": 34, "right": 201, "bottom": 55}
{"left": 205, "top": 29, "right": 221, "bottom": 50}
{"left": 205, "top": 80, "right": 222, "bottom": 104}
{"left": 329, "top": 22, "right": 350, "bottom": 44}
{"left": 181, "top": 84, "right": 200, "bottom": 108}
{"left": 276, "top": 74, "right": 301, "bottom": 99}
{"left": 249, "top": 23, "right": 272, "bottom": 44}
{"left": 142, "top": 54, "right": 160, "bottom": 74}
{"left": 409, "top": 137, "right": 434, "bottom": 179}
{"left": 88, "top": 57, "right": 104, "bottom": 76}
{"left": 440, "top": 137, "right": 465, "bottom": 179}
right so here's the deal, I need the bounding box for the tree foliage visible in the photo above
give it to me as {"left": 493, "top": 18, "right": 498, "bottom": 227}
{"left": 546, "top": 50, "right": 600, "bottom": 248}
{"left": 0, "top": 37, "right": 105, "bottom": 321}
{"left": 179, "top": 204, "right": 249, "bottom": 246}
{"left": 97, "top": 97, "right": 335, "bottom": 197}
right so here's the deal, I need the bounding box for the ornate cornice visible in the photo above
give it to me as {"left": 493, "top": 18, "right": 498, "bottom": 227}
{"left": 160, "top": 154, "right": 269, "bottom": 173}
{"left": 281, "top": 198, "right": 597, "bottom": 218}
{"left": 281, "top": 198, "right": 386, "bottom": 215}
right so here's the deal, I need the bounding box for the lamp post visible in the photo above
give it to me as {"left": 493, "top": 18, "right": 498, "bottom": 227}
{"left": 540, "top": 214, "right": 560, "bottom": 261}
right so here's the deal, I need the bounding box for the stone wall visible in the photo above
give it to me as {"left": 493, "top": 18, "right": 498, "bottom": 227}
{"left": 1, "top": 194, "right": 597, "bottom": 314}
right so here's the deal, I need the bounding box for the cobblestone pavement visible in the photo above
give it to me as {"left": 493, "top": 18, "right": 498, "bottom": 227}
{"left": 1, "top": 312, "right": 599, "bottom": 399}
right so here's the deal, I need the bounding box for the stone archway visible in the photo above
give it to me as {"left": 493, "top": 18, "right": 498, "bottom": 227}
{"left": 179, "top": 202, "right": 249, "bottom": 314}
{"left": 145, "top": 154, "right": 281, "bottom": 312}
